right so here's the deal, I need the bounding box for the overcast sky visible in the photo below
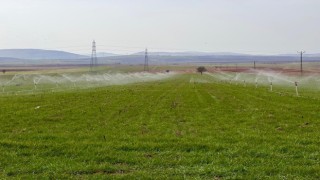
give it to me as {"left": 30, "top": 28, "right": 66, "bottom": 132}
{"left": 0, "top": 0, "right": 319, "bottom": 54}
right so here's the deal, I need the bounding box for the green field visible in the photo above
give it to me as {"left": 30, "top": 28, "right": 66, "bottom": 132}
{"left": 0, "top": 73, "right": 319, "bottom": 179}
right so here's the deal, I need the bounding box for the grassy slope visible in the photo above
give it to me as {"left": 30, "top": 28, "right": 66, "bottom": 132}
{"left": 0, "top": 74, "right": 319, "bottom": 179}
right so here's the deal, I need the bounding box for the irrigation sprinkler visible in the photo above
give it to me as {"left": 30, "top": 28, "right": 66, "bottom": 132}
{"left": 33, "top": 77, "right": 43, "bottom": 91}
{"left": 229, "top": 79, "right": 232, "bottom": 84}
{"left": 243, "top": 80, "right": 246, "bottom": 87}
{"left": 270, "top": 81, "right": 273, "bottom": 92}
{"left": 255, "top": 81, "right": 258, "bottom": 88}
{"left": 0, "top": 72, "right": 175, "bottom": 95}
{"left": 295, "top": 82, "right": 299, "bottom": 96}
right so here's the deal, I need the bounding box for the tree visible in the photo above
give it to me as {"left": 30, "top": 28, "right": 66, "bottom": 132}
{"left": 2, "top": 70, "right": 5, "bottom": 74}
{"left": 197, "top": 66, "right": 207, "bottom": 75}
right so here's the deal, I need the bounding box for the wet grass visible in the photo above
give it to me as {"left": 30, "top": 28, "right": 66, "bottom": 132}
{"left": 0, "top": 74, "right": 319, "bottom": 179}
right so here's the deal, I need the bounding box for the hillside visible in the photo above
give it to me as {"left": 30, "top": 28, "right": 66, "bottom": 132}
{"left": 0, "top": 49, "right": 88, "bottom": 60}
{"left": 0, "top": 49, "right": 319, "bottom": 65}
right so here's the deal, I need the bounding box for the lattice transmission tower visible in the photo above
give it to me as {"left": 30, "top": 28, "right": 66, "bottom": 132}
{"left": 144, "top": 48, "right": 149, "bottom": 71}
{"left": 90, "top": 40, "right": 98, "bottom": 72}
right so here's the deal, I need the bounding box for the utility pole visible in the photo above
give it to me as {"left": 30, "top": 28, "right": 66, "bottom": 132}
{"left": 90, "top": 40, "right": 97, "bottom": 72}
{"left": 298, "top": 51, "right": 305, "bottom": 75}
{"left": 144, "top": 48, "right": 149, "bottom": 71}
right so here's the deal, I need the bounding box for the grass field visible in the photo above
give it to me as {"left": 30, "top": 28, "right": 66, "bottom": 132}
{"left": 0, "top": 73, "right": 319, "bottom": 179}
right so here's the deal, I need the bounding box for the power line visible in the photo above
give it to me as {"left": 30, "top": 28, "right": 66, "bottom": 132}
{"left": 4, "top": 43, "right": 313, "bottom": 58}
{"left": 7, "top": 43, "right": 310, "bottom": 56}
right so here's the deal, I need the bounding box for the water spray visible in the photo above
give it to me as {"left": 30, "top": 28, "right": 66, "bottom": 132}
{"left": 243, "top": 80, "right": 246, "bottom": 87}
{"left": 33, "top": 77, "right": 43, "bottom": 91}
{"left": 295, "top": 81, "right": 299, "bottom": 96}
{"left": 0, "top": 72, "right": 175, "bottom": 94}
{"left": 255, "top": 81, "right": 258, "bottom": 88}
{"left": 270, "top": 81, "right": 273, "bottom": 92}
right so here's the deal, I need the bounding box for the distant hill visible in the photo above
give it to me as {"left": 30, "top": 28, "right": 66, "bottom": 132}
{"left": 0, "top": 49, "right": 319, "bottom": 65}
{"left": 132, "top": 51, "right": 248, "bottom": 56}
{"left": 96, "top": 52, "right": 120, "bottom": 57}
{"left": 0, "top": 57, "right": 22, "bottom": 61}
{"left": 0, "top": 49, "right": 88, "bottom": 60}
{"left": 82, "top": 52, "right": 120, "bottom": 57}
{"left": 97, "top": 54, "right": 320, "bottom": 65}
{"left": 278, "top": 53, "right": 320, "bottom": 57}
{"left": 303, "top": 53, "right": 320, "bottom": 57}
